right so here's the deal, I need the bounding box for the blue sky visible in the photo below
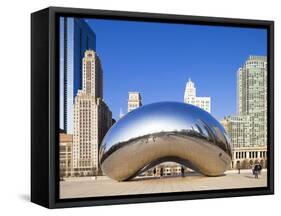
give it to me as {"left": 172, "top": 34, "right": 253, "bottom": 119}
{"left": 85, "top": 18, "right": 267, "bottom": 121}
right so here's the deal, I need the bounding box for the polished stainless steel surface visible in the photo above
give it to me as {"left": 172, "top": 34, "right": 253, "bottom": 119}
{"left": 99, "top": 102, "right": 232, "bottom": 181}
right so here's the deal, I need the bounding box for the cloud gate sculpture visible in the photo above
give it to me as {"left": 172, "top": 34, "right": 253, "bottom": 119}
{"left": 99, "top": 102, "right": 232, "bottom": 181}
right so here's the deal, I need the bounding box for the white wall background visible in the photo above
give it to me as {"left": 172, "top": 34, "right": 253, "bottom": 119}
{"left": 0, "top": 0, "right": 279, "bottom": 214}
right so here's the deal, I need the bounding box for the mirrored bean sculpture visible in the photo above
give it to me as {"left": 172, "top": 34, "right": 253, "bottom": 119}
{"left": 99, "top": 102, "right": 232, "bottom": 181}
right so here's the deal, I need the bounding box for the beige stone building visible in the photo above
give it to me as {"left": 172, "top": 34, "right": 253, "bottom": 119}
{"left": 73, "top": 50, "right": 112, "bottom": 177}
{"left": 128, "top": 92, "right": 142, "bottom": 112}
{"left": 231, "top": 147, "right": 267, "bottom": 169}
{"left": 59, "top": 133, "right": 73, "bottom": 178}
{"left": 184, "top": 78, "right": 211, "bottom": 113}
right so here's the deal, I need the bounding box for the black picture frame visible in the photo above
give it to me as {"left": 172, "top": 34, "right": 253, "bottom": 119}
{"left": 31, "top": 6, "right": 274, "bottom": 208}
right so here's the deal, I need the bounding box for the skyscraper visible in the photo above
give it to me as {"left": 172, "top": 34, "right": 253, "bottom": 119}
{"left": 60, "top": 17, "right": 96, "bottom": 133}
{"left": 128, "top": 92, "right": 142, "bottom": 112}
{"left": 73, "top": 50, "right": 112, "bottom": 176}
{"left": 237, "top": 56, "right": 267, "bottom": 147}
{"left": 221, "top": 56, "right": 267, "bottom": 169}
{"left": 184, "top": 78, "right": 211, "bottom": 113}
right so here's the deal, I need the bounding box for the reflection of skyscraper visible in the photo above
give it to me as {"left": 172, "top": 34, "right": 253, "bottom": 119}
{"left": 184, "top": 78, "right": 211, "bottom": 113}
{"left": 119, "top": 108, "right": 125, "bottom": 119}
{"left": 59, "top": 17, "right": 96, "bottom": 133}
{"left": 128, "top": 92, "right": 142, "bottom": 112}
{"left": 73, "top": 50, "right": 112, "bottom": 176}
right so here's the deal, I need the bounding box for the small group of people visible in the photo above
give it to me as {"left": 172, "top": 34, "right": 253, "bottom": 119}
{"left": 252, "top": 163, "right": 262, "bottom": 179}
{"left": 153, "top": 167, "right": 163, "bottom": 178}
{"left": 237, "top": 162, "right": 263, "bottom": 179}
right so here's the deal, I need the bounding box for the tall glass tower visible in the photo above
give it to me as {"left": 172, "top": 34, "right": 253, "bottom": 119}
{"left": 59, "top": 17, "right": 96, "bottom": 133}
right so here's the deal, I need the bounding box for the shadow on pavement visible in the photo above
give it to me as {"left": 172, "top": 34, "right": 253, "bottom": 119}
{"left": 18, "top": 194, "right": 30, "bottom": 202}
{"left": 244, "top": 175, "right": 261, "bottom": 179}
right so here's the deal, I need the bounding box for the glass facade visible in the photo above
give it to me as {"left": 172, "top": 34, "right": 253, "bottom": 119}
{"left": 59, "top": 17, "right": 96, "bottom": 133}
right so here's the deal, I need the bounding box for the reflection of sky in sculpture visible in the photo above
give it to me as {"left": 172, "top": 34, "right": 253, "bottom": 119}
{"left": 101, "top": 102, "right": 228, "bottom": 152}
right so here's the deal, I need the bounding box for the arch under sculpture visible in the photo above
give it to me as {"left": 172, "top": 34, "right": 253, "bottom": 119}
{"left": 99, "top": 102, "right": 232, "bottom": 181}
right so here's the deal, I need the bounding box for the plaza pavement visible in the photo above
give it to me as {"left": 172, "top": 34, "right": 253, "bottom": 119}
{"left": 60, "top": 169, "right": 267, "bottom": 199}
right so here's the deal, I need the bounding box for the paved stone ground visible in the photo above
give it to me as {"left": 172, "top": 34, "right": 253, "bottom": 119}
{"left": 60, "top": 169, "right": 267, "bottom": 199}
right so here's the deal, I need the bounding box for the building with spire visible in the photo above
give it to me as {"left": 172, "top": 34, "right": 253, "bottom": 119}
{"left": 184, "top": 78, "right": 211, "bottom": 113}
{"left": 119, "top": 108, "right": 125, "bottom": 119}
{"left": 72, "top": 50, "right": 112, "bottom": 176}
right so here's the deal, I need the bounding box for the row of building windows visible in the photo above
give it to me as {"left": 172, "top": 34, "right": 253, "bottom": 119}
{"left": 235, "top": 151, "right": 267, "bottom": 159}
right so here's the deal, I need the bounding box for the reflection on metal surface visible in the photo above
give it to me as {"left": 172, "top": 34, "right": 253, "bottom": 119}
{"left": 99, "top": 102, "right": 232, "bottom": 181}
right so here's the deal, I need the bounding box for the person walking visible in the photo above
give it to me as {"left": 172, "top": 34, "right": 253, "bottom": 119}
{"left": 253, "top": 164, "right": 260, "bottom": 179}
{"left": 181, "top": 166, "right": 185, "bottom": 177}
{"left": 160, "top": 167, "right": 163, "bottom": 179}
{"left": 257, "top": 164, "right": 262, "bottom": 175}
{"left": 237, "top": 163, "right": 241, "bottom": 174}
{"left": 153, "top": 167, "right": 156, "bottom": 177}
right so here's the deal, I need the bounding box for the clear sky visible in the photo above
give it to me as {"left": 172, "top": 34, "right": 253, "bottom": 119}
{"left": 85, "top": 18, "right": 267, "bottom": 121}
